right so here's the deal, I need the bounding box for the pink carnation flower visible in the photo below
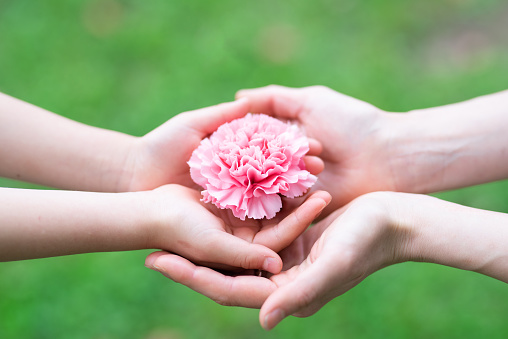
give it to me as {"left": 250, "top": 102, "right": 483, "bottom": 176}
{"left": 188, "top": 113, "right": 317, "bottom": 220}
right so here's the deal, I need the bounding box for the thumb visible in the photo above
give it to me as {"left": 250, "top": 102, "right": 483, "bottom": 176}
{"left": 236, "top": 85, "right": 303, "bottom": 119}
{"left": 259, "top": 256, "right": 339, "bottom": 330}
{"left": 198, "top": 230, "right": 283, "bottom": 274}
{"left": 178, "top": 98, "right": 250, "bottom": 137}
{"left": 254, "top": 191, "right": 332, "bottom": 252}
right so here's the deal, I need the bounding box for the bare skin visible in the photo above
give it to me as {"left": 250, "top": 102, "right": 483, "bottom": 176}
{"left": 0, "top": 92, "right": 324, "bottom": 192}
{"left": 0, "top": 93, "right": 326, "bottom": 270}
{"left": 147, "top": 87, "right": 508, "bottom": 329}
{"left": 236, "top": 86, "right": 508, "bottom": 217}
{"left": 147, "top": 192, "right": 508, "bottom": 329}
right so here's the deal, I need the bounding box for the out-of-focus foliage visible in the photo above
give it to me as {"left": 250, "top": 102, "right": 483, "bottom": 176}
{"left": 1, "top": 0, "right": 508, "bottom": 338}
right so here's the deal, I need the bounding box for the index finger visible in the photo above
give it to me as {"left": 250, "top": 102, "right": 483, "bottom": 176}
{"left": 146, "top": 252, "right": 276, "bottom": 308}
{"left": 253, "top": 191, "right": 332, "bottom": 252}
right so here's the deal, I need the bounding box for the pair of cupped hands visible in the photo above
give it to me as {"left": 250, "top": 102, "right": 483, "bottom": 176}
{"left": 132, "top": 85, "right": 399, "bottom": 330}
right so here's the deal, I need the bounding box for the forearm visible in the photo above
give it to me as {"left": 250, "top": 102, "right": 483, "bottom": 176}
{"left": 0, "top": 187, "right": 150, "bottom": 261}
{"left": 0, "top": 92, "right": 136, "bottom": 191}
{"left": 397, "top": 194, "right": 508, "bottom": 282}
{"left": 386, "top": 90, "right": 508, "bottom": 193}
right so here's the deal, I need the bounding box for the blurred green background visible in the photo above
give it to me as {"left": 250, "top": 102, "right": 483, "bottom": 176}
{"left": 1, "top": 0, "right": 508, "bottom": 338}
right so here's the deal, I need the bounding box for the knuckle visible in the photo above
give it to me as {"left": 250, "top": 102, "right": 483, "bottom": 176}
{"left": 239, "top": 252, "right": 260, "bottom": 270}
{"left": 350, "top": 192, "right": 390, "bottom": 215}
{"left": 295, "top": 287, "right": 317, "bottom": 310}
{"left": 211, "top": 279, "right": 237, "bottom": 306}
{"left": 294, "top": 307, "right": 320, "bottom": 318}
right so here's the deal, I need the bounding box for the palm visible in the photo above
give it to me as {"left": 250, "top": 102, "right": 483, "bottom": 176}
{"left": 207, "top": 192, "right": 330, "bottom": 253}
{"left": 129, "top": 121, "right": 204, "bottom": 191}
{"left": 260, "top": 195, "right": 398, "bottom": 325}
{"left": 124, "top": 100, "right": 252, "bottom": 192}
{"left": 300, "top": 90, "right": 394, "bottom": 214}
{"left": 146, "top": 184, "right": 331, "bottom": 275}
{"left": 239, "top": 85, "right": 398, "bottom": 217}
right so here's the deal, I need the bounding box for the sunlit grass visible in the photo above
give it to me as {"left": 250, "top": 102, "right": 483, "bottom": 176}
{"left": 1, "top": 1, "right": 508, "bottom": 338}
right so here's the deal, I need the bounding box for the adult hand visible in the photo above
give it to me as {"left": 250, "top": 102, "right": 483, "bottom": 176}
{"left": 147, "top": 190, "right": 508, "bottom": 329}
{"left": 236, "top": 85, "right": 398, "bottom": 217}
{"left": 143, "top": 192, "right": 404, "bottom": 313}
{"left": 123, "top": 98, "right": 324, "bottom": 192}
{"left": 237, "top": 86, "right": 508, "bottom": 217}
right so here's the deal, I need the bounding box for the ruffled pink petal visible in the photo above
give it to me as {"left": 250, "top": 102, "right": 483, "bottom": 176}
{"left": 283, "top": 173, "right": 317, "bottom": 198}
{"left": 246, "top": 193, "right": 282, "bottom": 220}
{"left": 188, "top": 113, "right": 317, "bottom": 220}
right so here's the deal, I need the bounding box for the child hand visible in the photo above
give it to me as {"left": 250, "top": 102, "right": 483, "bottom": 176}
{"left": 123, "top": 98, "right": 324, "bottom": 192}
{"left": 145, "top": 185, "right": 331, "bottom": 274}
{"left": 143, "top": 192, "right": 408, "bottom": 322}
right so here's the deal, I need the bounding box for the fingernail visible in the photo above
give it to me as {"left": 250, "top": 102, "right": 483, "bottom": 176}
{"left": 263, "top": 309, "right": 285, "bottom": 330}
{"left": 145, "top": 255, "right": 156, "bottom": 266}
{"left": 314, "top": 199, "right": 328, "bottom": 219}
{"left": 145, "top": 257, "right": 164, "bottom": 273}
{"left": 144, "top": 261, "right": 160, "bottom": 272}
{"left": 262, "top": 257, "right": 279, "bottom": 273}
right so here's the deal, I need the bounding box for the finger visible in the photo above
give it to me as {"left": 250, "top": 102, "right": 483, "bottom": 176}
{"left": 146, "top": 252, "right": 276, "bottom": 308}
{"left": 307, "top": 138, "right": 322, "bottom": 156}
{"left": 235, "top": 85, "right": 303, "bottom": 119}
{"left": 145, "top": 250, "right": 168, "bottom": 269}
{"left": 254, "top": 191, "right": 332, "bottom": 252}
{"left": 200, "top": 231, "right": 283, "bottom": 274}
{"left": 260, "top": 256, "right": 338, "bottom": 330}
{"left": 179, "top": 97, "right": 250, "bottom": 136}
{"left": 298, "top": 207, "right": 348, "bottom": 247}
{"left": 303, "top": 155, "right": 324, "bottom": 175}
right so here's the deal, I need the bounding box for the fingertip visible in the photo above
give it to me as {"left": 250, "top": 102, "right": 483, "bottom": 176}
{"left": 254, "top": 243, "right": 283, "bottom": 274}
{"left": 235, "top": 89, "right": 249, "bottom": 100}
{"left": 210, "top": 232, "right": 282, "bottom": 272}
{"left": 233, "top": 96, "right": 250, "bottom": 109}
{"left": 145, "top": 251, "right": 169, "bottom": 270}
{"left": 151, "top": 253, "right": 197, "bottom": 283}
{"left": 310, "top": 190, "right": 332, "bottom": 205}
{"left": 261, "top": 308, "right": 286, "bottom": 330}
{"left": 262, "top": 255, "right": 283, "bottom": 275}
{"left": 296, "top": 191, "right": 332, "bottom": 223}
{"left": 307, "top": 191, "right": 333, "bottom": 215}
{"left": 303, "top": 156, "right": 324, "bottom": 175}
{"left": 307, "top": 138, "right": 323, "bottom": 156}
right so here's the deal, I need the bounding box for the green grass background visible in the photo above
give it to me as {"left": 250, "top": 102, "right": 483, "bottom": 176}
{"left": 1, "top": 0, "right": 508, "bottom": 338}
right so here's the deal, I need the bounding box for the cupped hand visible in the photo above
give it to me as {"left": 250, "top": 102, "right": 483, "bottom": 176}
{"left": 123, "top": 98, "right": 324, "bottom": 192}
{"left": 236, "top": 85, "right": 399, "bottom": 217}
{"left": 258, "top": 192, "right": 405, "bottom": 329}
{"left": 145, "top": 184, "right": 331, "bottom": 275}
{"left": 146, "top": 192, "right": 410, "bottom": 329}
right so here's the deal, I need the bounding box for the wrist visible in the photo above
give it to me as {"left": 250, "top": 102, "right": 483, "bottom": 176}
{"left": 397, "top": 194, "right": 508, "bottom": 282}
{"left": 110, "top": 135, "right": 142, "bottom": 192}
{"left": 348, "top": 192, "right": 415, "bottom": 266}
{"left": 383, "top": 92, "right": 508, "bottom": 194}
{"left": 139, "top": 184, "right": 183, "bottom": 250}
{"left": 381, "top": 109, "right": 452, "bottom": 194}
